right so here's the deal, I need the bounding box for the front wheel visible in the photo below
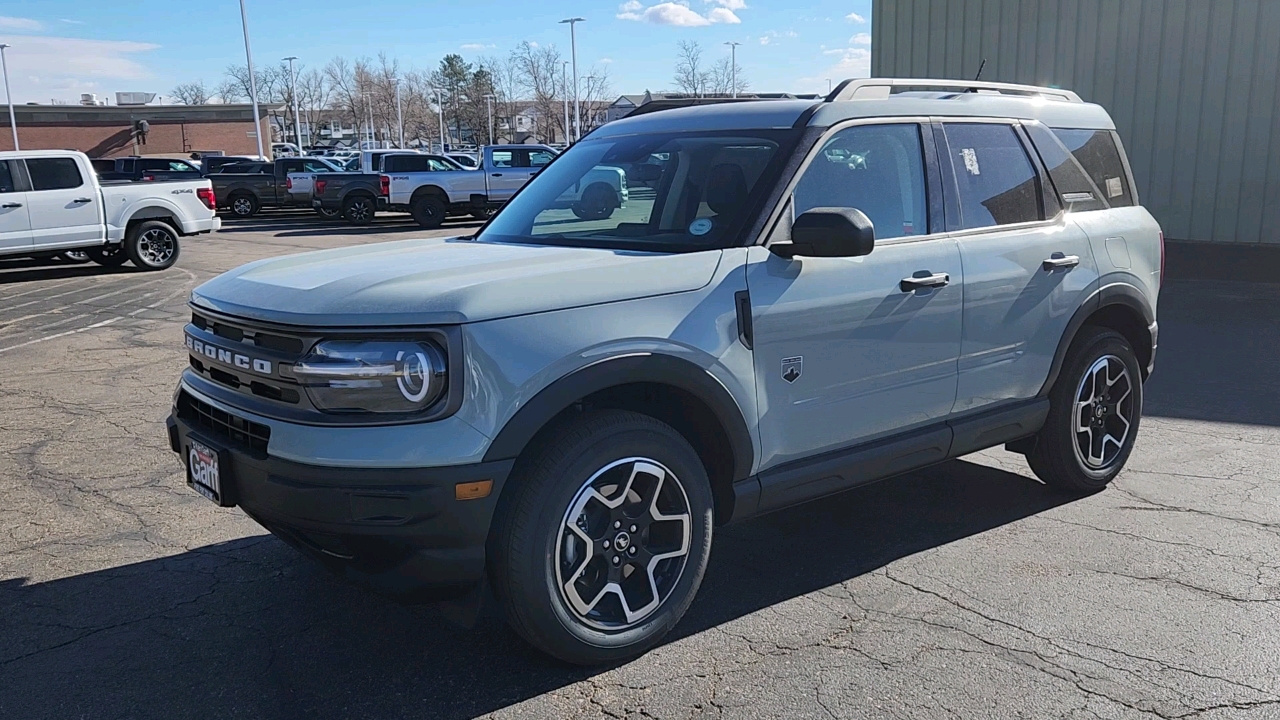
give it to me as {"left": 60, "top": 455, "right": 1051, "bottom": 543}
{"left": 124, "top": 220, "right": 180, "bottom": 271}
{"left": 571, "top": 185, "right": 618, "bottom": 221}
{"left": 488, "top": 410, "right": 713, "bottom": 665}
{"left": 343, "top": 195, "right": 375, "bottom": 225}
{"left": 411, "top": 195, "right": 446, "bottom": 229}
{"left": 1027, "top": 327, "right": 1143, "bottom": 492}
{"left": 228, "top": 194, "right": 259, "bottom": 218}
{"left": 86, "top": 244, "right": 129, "bottom": 268}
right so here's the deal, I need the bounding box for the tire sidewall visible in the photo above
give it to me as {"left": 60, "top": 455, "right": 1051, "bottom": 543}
{"left": 230, "top": 195, "right": 258, "bottom": 218}
{"left": 1048, "top": 331, "right": 1143, "bottom": 487}
{"left": 412, "top": 195, "right": 446, "bottom": 228}
{"left": 503, "top": 417, "right": 714, "bottom": 663}
{"left": 125, "top": 221, "right": 180, "bottom": 270}
{"left": 344, "top": 196, "right": 374, "bottom": 225}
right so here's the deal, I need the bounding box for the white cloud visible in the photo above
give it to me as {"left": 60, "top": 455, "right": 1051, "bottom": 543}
{"left": 705, "top": 0, "right": 747, "bottom": 9}
{"left": 0, "top": 34, "right": 159, "bottom": 103}
{"left": 460, "top": 43, "right": 496, "bottom": 50}
{"left": 59, "top": 19, "right": 85, "bottom": 25}
{"left": 0, "top": 16, "right": 43, "bottom": 31}
{"left": 759, "top": 36, "right": 770, "bottom": 45}
{"left": 846, "top": 11, "right": 867, "bottom": 23}
{"left": 759, "top": 29, "right": 796, "bottom": 45}
{"left": 599, "top": 57, "right": 614, "bottom": 64}
{"left": 619, "top": 0, "right": 743, "bottom": 26}
{"left": 826, "top": 47, "right": 871, "bottom": 77}
{"left": 850, "top": 32, "right": 871, "bottom": 45}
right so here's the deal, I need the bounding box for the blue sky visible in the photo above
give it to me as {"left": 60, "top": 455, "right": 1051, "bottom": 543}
{"left": 0, "top": 0, "right": 872, "bottom": 104}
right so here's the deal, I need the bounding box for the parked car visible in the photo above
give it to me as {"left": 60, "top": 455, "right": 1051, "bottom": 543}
{"left": 383, "top": 144, "right": 560, "bottom": 227}
{"left": 210, "top": 157, "right": 346, "bottom": 218}
{"left": 1, "top": 149, "right": 218, "bottom": 270}
{"left": 92, "top": 156, "right": 203, "bottom": 182}
{"left": 167, "top": 78, "right": 1161, "bottom": 664}
{"left": 200, "top": 155, "right": 266, "bottom": 175}
{"left": 307, "top": 150, "right": 425, "bottom": 224}
{"left": 447, "top": 153, "right": 479, "bottom": 169}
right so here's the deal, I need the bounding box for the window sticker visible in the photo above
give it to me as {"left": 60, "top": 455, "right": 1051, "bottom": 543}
{"left": 1106, "top": 176, "right": 1123, "bottom": 198}
{"left": 689, "top": 218, "right": 714, "bottom": 236}
{"left": 961, "top": 148, "right": 980, "bottom": 175}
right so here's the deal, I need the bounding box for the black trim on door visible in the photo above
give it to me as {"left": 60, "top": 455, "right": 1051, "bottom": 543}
{"left": 929, "top": 123, "right": 962, "bottom": 233}
{"left": 920, "top": 121, "right": 946, "bottom": 236}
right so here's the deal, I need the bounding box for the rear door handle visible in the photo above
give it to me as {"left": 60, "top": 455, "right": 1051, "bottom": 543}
{"left": 73, "top": 197, "right": 93, "bottom": 204}
{"left": 1042, "top": 253, "right": 1080, "bottom": 270}
{"left": 1, "top": 202, "right": 21, "bottom": 208}
{"left": 491, "top": 173, "right": 503, "bottom": 177}
{"left": 900, "top": 272, "right": 950, "bottom": 292}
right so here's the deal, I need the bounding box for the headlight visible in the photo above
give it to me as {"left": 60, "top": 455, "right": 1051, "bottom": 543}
{"left": 292, "top": 340, "right": 447, "bottom": 414}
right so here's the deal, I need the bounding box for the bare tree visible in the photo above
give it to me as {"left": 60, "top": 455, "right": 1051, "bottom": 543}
{"left": 170, "top": 80, "right": 210, "bottom": 105}
{"left": 579, "top": 65, "right": 615, "bottom": 134}
{"left": 709, "top": 56, "right": 748, "bottom": 96}
{"left": 673, "top": 40, "right": 708, "bottom": 95}
{"left": 510, "top": 41, "right": 568, "bottom": 143}
{"left": 480, "top": 54, "right": 520, "bottom": 143}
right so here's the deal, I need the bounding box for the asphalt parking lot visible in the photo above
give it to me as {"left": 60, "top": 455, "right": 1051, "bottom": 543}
{"left": 2, "top": 214, "right": 1280, "bottom": 719}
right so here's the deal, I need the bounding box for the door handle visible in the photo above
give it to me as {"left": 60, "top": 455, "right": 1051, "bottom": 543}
{"left": 900, "top": 272, "right": 950, "bottom": 292}
{"left": 491, "top": 173, "right": 503, "bottom": 177}
{"left": 1042, "top": 253, "right": 1080, "bottom": 271}
{"left": 73, "top": 197, "right": 93, "bottom": 204}
{"left": 1, "top": 202, "right": 21, "bottom": 208}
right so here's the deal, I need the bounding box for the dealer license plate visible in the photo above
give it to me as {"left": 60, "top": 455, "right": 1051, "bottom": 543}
{"left": 187, "top": 439, "right": 222, "bottom": 504}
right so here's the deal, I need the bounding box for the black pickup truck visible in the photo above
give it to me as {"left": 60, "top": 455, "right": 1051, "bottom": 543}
{"left": 210, "top": 157, "right": 344, "bottom": 218}
{"left": 91, "top": 156, "right": 203, "bottom": 182}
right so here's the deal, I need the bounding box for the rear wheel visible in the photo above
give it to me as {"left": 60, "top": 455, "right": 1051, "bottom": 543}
{"left": 411, "top": 194, "right": 447, "bottom": 229}
{"left": 470, "top": 206, "right": 495, "bottom": 221}
{"left": 1027, "top": 327, "right": 1143, "bottom": 492}
{"left": 343, "top": 195, "right": 375, "bottom": 225}
{"left": 86, "top": 244, "right": 128, "bottom": 268}
{"left": 228, "top": 194, "right": 259, "bottom": 218}
{"left": 124, "top": 220, "right": 180, "bottom": 271}
{"left": 488, "top": 410, "right": 713, "bottom": 665}
{"left": 572, "top": 185, "right": 618, "bottom": 221}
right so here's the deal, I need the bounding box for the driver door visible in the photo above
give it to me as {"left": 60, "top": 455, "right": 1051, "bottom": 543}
{"left": 746, "top": 122, "right": 963, "bottom": 475}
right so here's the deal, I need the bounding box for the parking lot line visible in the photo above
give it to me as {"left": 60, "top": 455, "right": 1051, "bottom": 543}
{"left": 0, "top": 317, "right": 123, "bottom": 354}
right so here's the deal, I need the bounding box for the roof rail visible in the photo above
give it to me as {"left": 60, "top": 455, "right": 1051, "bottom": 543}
{"left": 826, "top": 78, "right": 1082, "bottom": 103}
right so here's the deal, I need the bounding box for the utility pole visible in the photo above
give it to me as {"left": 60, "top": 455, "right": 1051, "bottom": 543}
{"left": 484, "top": 94, "right": 495, "bottom": 145}
{"left": 724, "top": 42, "right": 741, "bottom": 98}
{"left": 0, "top": 44, "right": 17, "bottom": 151}
{"left": 238, "top": 0, "right": 265, "bottom": 159}
{"left": 284, "top": 56, "right": 303, "bottom": 151}
{"left": 395, "top": 81, "right": 405, "bottom": 148}
{"left": 561, "top": 61, "right": 570, "bottom": 145}
{"left": 559, "top": 17, "right": 584, "bottom": 142}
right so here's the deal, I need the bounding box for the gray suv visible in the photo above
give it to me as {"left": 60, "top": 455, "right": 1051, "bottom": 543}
{"left": 167, "top": 78, "right": 1162, "bottom": 664}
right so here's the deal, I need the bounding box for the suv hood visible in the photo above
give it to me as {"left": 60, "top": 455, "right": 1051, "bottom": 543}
{"left": 191, "top": 237, "right": 723, "bottom": 326}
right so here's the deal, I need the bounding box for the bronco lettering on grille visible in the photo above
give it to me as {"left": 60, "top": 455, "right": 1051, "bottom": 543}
{"left": 185, "top": 334, "right": 273, "bottom": 375}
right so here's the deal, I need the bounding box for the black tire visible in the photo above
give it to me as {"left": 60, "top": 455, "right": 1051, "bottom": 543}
{"left": 571, "top": 185, "right": 618, "bottom": 221}
{"left": 343, "top": 195, "right": 376, "bottom": 225}
{"left": 471, "top": 206, "right": 495, "bottom": 221}
{"left": 315, "top": 206, "right": 342, "bottom": 220}
{"left": 86, "top": 244, "right": 129, "bottom": 268}
{"left": 411, "top": 194, "right": 447, "bottom": 229}
{"left": 488, "top": 410, "right": 714, "bottom": 665}
{"left": 58, "top": 250, "right": 91, "bottom": 264}
{"left": 124, "top": 220, "right": 181, "bottom": 271}
{"left": 1027, "top": 327, "right": 1143, "bottom": 492}
{"left": 228, "top": 194, "right": 259, "bottom": 218}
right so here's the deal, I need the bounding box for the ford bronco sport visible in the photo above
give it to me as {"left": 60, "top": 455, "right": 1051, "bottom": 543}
{"left": 167, "top": 78, "right": 1162, "bottom": 664}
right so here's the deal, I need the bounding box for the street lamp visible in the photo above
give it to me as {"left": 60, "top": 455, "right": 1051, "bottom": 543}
{"left": 559, "top": 17, "right": 584, "bottom": 142}
{"left": 561, "top": 61, "right": 570, "bottom": 145}
{"left": 395, "top": 81, "right": 405, "bottom": 148}
{"left": 483, "top": 93, "right": 495, "bottom": 145}
{"left": 724, "top": 42, "right": 741, "bottom": 98}
{"left": 362, "top": 92, "right": 374, "bottom": 148}
{"left": 238, "top": 0, "right": 265, "bottom": 159}
{"left": 0, "top": 44, "right": 17, "bottom": 151}
{"left": 283, "top": 56, "right": 303, "bottom": 152}
{"left": 433, "top": 88, "right": 446, "bottom": 152}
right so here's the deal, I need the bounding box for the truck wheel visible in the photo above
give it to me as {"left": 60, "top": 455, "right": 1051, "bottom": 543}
{"left": 1027, "top": 327, "right": 1143, "bottom": 492}
{"left": 124, "top": 220, "right": 181, "bottom": 271}
{"left": 488, "top": 410, "right": 714, "bottom": 665}
{"left": 58, "top": 250, "right": 91, "bottom": 264}
{"left": 343, "top": 196, "right": 375, "bottom": 225}
{"left": 86, "top": 244, "right": 129, "bottom": 268}
{"left": 411, "top": 195, "right": 447, "bottom": 229}
{"left": 470, "top": 207, "right": 495, "bottom": 221}
{"left": 572, "top": 185, "right": 618, "bottom": 221}
{"left": 315, "top": 206, "right": 342, "bottom": 220}
{"left": 229, "top": 194, "right": 259, "bottom": 218}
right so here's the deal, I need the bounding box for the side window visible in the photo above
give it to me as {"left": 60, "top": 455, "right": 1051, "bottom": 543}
{"left": 943, "top": 123, "right": 1042, "bottom": 229}
{"left": 529, "top": 150, "right": 555, "bottom": 168}
{"left": 792, "top": 123, "right": 928, "bottom": 240}
{"left": 1051, "top": 128, "right": 1134, "bottom": 207}
{"left": 491, "top": 150, "right": 515, "bottom": 168}
{"left": 1024, "top": 123, "right": 1107, "bottom": 212}
{"left": 0, "top": 161, "right": 14, "bottom": 193}
{"left": 427, "top": 158, "right": 455, "bottom": 172}
{"left": 301, "top": 161, "right": 332, "bottom": 173}
{"left": 25, "top": 158, "right": 85, "bottom": 191}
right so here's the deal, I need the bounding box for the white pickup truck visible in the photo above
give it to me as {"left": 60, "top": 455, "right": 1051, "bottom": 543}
{"left": 0, "top": 150, "right": 219, "bottom": 270}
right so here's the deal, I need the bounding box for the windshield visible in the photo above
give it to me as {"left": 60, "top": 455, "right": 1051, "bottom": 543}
{"left": 478, "top": 130, "right": 795, "bottom": 252}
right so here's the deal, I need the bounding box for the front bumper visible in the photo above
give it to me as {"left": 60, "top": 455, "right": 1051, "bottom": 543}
{"left": 166, "top": 398, "right": 512, "bottom": 589}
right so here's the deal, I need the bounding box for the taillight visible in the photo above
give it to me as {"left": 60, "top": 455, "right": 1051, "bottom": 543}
{"left": 380, "top": 175, "right": 390, "bottom": 197}
{"left": 286, "top": 176, "right": 293, "bottom": 190}
{"left": 315, "top": 179, "right": 327, "bottom": 195}
{"left": 142, "top": 175, "right": 155, "bottom": 182}
{"left": 196, "top": 187, "right": 216, "bottom": 210}
{"left": 1158, "top": 231, "right": 1165, "bottom": 288}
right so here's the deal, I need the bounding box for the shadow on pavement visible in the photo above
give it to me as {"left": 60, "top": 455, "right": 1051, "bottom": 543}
{"left": 1143, "top": 279, "right": 1280, "bottom": 427}
{"left": 0, "top": 258, "right": 139, "bottom": 285}
{"left": 0, "top": 459, "right": 1069, "bottom": 720}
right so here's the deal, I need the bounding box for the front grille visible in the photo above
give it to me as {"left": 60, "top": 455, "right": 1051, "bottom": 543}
{"left": 177, "top": 391, "right": 271, "bottom": 455}
{"left": 188, "top": 311, "right": 309, "bottom": 407}
{"left": 192, "top": 312, "right": 304, "bottom": 354}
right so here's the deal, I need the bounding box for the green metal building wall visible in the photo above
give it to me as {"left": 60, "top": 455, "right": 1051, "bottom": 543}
{"left": 870, "top": 0, "right": 1280, "bottom": 244}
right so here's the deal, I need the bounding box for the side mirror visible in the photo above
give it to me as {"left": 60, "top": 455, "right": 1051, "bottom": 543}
{"left": 771, "top": 207, "right": 876, "bottom": 259}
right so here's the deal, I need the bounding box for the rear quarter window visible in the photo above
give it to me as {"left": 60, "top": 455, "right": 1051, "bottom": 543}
{"left": 1051, "top": 128, "right": 1134, "bottom": 207}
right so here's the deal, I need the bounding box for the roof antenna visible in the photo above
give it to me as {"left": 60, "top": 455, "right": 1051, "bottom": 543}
{"left": 974, "top": 58, "right": 987, "bottom": 81}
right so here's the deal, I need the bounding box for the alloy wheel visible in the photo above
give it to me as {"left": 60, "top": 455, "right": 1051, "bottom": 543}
{"left": 555, "top": 457, "right": 692, "bottom": 631}
{"left": 136, "top": 228, "right": 175, "bottom": 266}
{"left": 233, "top": 197, "right": 254, "bottom": 216}
{"left": 1073, "top": 354, "right": 1134, "bottom": 470}
{"left": 349, "top": 200, "right": 372, "bottom": 222}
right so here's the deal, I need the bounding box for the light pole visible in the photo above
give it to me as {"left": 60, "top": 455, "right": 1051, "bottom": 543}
{"left": 283, "top": 56, "right": 303, "bottom": 152}
{"left": 0, "top": 44, "right": 17, "bottom": 151}
{"left": 363, "top": 92, "right": 374, "bottom": 148}
{"left": 724, "top": 42, "right": 741, "bottom": 98}
{"left": 559, "top": 17, "right": 584, "bottom": 142}
{"left": 433, "top": 88, "right": 446, "bottom": 152}
{"left": 238, "top": 0, "right": 265, "bottom": 159}
{"left": 583, "top": 75, "right": 597, "bottom": 132}
{"left": 395, "top": 81, "right": 405, "bottom": 148}
{"left": 561, "top": 61, "right": 570, "bottom": 145}
{"left": 483, "top": 94, "right": 495, "bottom": 145}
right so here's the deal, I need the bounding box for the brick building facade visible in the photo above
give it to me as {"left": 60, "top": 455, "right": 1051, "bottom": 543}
{"left": 0, "top": 103, "right": 281, "bottom": 158}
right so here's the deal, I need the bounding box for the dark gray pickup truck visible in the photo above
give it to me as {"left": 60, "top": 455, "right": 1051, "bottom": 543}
{"left": 212, "top": 157, "right": 344, "bottom": 218}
